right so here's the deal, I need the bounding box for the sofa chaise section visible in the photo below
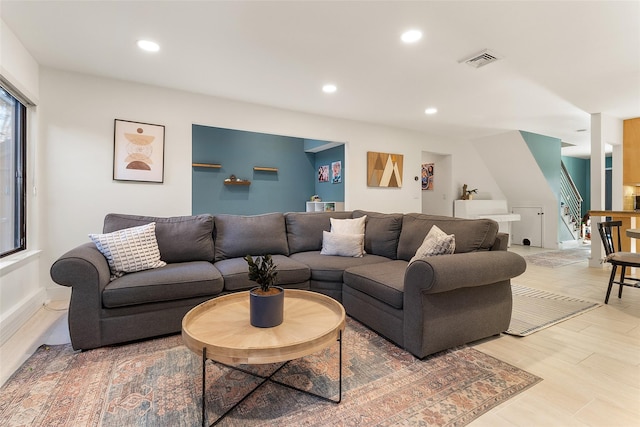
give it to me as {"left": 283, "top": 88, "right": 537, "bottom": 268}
{"left": 343, "top": 213, "right": 527, "bottom": 358}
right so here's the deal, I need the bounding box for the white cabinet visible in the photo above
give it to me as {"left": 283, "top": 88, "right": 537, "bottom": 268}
{"left": 305, "top": 201, "right": 344, "bottom": 212}
{"left": 511, "top": 207, "right": 543, "bottom": 247}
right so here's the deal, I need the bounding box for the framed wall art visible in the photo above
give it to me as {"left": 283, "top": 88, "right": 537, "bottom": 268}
{"left": 331, "top": 161, "right": 342, "bottom": 183}
{"left": 367, "top": 151, "right": 403, "bottom": 187}
{"left": 318, "top": 165, "right": 329, "bottom": 182}
{"left": 113, "top": 119, "right": 165, "bottom": 183}
{"left": 422, "top": 163, "right": 434, "bottom": 190}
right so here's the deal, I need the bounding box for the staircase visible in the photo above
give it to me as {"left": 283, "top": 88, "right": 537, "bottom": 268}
{"left": 560, "top": 161, "right": 583, "bottom": 242}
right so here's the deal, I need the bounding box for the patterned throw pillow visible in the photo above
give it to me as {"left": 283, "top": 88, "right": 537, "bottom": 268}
{"left": 409, "top": 225, "right": 455, "bottom": 264}
{"left": 89, "top": 222, "right": 166, "bottom": 279}
{"left": 320, "top": 231, "right": 365, "bottom": 257}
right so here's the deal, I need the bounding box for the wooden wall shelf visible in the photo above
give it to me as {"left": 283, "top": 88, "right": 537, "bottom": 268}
{"left": 193, "top": 163, "right": 222, "bottom": 168}
{"left": 224, "top": 180, "right": 251, "bottom": 186}
{"left": 253, "top": 167, "right": 278, "bottom": 172}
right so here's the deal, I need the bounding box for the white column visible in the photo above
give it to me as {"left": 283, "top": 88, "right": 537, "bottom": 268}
{"left": 590, "top": 114, "right": 606, "bottom": 268}
{"left": 589, "top": 114, "right": 624, "bottom": 267}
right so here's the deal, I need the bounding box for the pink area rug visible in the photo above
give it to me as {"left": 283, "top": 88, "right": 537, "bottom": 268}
{"left": 0, "top": 319, "right": 540, "bottom": 426}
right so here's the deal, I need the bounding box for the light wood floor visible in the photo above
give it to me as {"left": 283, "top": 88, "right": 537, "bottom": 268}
{"left": 471, "top": 244, "right": 640, "bottom": 426}
{"left": 1, "top": 245, "right": 638, "bottom": 426}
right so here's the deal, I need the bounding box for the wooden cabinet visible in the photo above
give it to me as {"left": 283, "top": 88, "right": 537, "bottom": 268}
{"left": 623, "top": 118, "right": 640, "bottom": 185}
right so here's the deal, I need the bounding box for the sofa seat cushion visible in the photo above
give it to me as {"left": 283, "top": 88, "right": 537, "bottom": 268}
{"left": 215, "top": 255, "right": 310, "bottom": 291}
{"left": 214, "top": 213, "right": 289, "bottom": 261}
{"left": 103, "top": 213, "right": 215, "bottom": 263}
{"left": 290, "top": 251, "right": 391, "bottom": 282}
{"left": 343, "top": 260, "right": 408, "bottom": 309}
{"left": 102, "top": 261, "right": 223, "bottom": 308}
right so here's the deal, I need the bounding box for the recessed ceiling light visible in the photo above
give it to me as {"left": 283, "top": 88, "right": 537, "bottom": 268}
{"left": 424, "top": 107, "right": 438, "bottom": 115}
{"left": 322, "top": 84, "right": 337, "bottom": 94}
{"left": 401, "top": 29, "right": 422, "bottom": 44}
{"left": 137, "top": 40, "right": 160, "bottom": 52}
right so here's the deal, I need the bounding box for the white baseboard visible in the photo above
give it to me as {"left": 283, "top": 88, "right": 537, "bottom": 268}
{"left": 0, "top": 289, "right": 46, "bottom": 346}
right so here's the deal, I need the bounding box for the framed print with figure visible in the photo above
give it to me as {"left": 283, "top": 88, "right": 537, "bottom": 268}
{"left": 422, "top": 163, "right": 434, "bottom": 190}
{"left": 332, "top": 161, "right": 342, "bottom": 183}
{"left": 113, "top": 119, "right": 165, "bottom": 183}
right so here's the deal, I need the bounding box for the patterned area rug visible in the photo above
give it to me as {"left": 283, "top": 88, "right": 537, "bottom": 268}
{"left": 522, "top": 247, "right": 590, "bottom": 268}
{"left": 0, "top": 319, "right": 541, "bottom": 427}
{"left": 506, "top": 284, "right": 601, "bottom": 336}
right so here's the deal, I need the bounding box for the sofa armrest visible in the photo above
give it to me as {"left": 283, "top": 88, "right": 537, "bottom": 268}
{"left": 491, "top": 232, "right": 509, "bottom": 251}
{"left": 404, "top": 250, "right": 526, "bottom": 295}
{"left": 50, "top": 242, "right": 111, "bottom": 350}
{"left": 50, "top": 242, "right": 111, "bottom": 291}
{"left": 403, "top": 250, "right": 526, "bottom": 357}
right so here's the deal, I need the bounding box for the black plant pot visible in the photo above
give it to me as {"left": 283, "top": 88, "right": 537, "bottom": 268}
{"left": 249, "top": 286, "right": 284, "bottom": 328}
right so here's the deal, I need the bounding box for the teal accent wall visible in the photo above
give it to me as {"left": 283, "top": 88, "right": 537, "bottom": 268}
{"left": 562, "top": 155, "right": 612, "bottom": 216}
{"left": 313, "top": 145, "right": 345, "bottom": 202}
{"left": 562, "top": 156, "right": 590, "bottom": 217}
{"left": 192, "top": 125, "right": 317, "bottom": 215}
{"left": 520, "top": 131, "right": 562, "bottom": 200}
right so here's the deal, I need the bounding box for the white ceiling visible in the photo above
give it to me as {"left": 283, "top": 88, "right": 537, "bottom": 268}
{"left": 2, "top": 1, "right": 639, "bottom": 158}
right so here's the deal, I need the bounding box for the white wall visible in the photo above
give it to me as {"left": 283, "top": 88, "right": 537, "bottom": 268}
{"left": 0, "top": 19, "right": 42, "bottom": 344}
{"left": 37, "top": 67, "right": 504, "bottom": 295}
{"left": 0, "top": 19, "right": 39, "bottom": 103}
{"left": 473, "top": 131, "right": 559, "bottom": 248}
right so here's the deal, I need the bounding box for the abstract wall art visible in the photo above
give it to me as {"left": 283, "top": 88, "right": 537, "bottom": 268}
{"left": 113, "top": 119, "right": 165, "bottom": 183}
{"left": 367, "top": 151, "right": 403, "bottom": 187}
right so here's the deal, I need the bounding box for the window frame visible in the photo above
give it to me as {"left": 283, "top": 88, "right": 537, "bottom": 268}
{"left": 0, "top": 87, "right": 27, "bottom": 258}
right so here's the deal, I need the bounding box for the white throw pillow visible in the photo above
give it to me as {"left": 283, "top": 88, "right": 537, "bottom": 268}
{"left": 89, "top": 222, "right": 166, "bottom": 279}
{"left": 409, "top": 225, "right": 455, "bottom": 264}
{"left": 330, "top": 216, "right": 366, "bottom": 235}
{"left": 320, "top": 231, "right": 365, "bottom": 257}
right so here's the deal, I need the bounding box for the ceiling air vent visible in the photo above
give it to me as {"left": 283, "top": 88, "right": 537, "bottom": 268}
{"left": 460, "top": 49, "right": 503, "bottom": 68}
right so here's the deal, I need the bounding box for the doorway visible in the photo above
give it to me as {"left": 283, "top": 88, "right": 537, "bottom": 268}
{"left": 511, "top": 206, "right": 544, "bottom": 247}
{"left": 421, "top": 152, "right": 452, "bottom": 216}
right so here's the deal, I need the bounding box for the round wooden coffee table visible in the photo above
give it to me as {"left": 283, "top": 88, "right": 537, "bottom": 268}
{"left": 182, "top": 289, "right": 346, "bottom": 426}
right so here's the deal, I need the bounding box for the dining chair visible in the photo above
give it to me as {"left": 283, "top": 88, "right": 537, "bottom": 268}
{"left": 597, "top": 221, "right": 640, "bottom": 303}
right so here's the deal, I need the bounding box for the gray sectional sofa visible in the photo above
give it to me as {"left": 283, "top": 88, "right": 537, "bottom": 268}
{"left": 50, "top": 210, "right": 526, "bottom": 358}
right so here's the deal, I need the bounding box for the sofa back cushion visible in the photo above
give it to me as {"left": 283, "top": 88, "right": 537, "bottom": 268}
{"left": 285, "top": 211, "right": 353, "bottom": 254}
{"left": 353, "top": 210, "right": 403, "bottom": 259}
{"left": 214, "top": 213, "right": 289, "bottom": 261}
{"left": 397, "top": 213, "right": 498, "bottom": 261}
{"left": 103, "top": 213, "right": 215, "bottom": 263}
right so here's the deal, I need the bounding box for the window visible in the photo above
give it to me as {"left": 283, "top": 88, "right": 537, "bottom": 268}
{"left": 0, "top": 86, "right": 27, "bottom": 258}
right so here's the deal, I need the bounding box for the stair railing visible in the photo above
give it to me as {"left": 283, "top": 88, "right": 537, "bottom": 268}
{"left": 560, "top": 161, "right": 583, "bottom": 237}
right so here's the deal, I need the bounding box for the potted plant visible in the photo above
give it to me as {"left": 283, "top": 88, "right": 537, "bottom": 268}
{"left": 244, "top": 254, "right": 283, "bottom": 328}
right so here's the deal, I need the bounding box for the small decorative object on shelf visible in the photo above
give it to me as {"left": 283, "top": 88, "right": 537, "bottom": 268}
{"left": 461, "top": 184, "right": 478, "bottom": 200}
{"left": 245, "top": 254, "right": 283, "bottom": 328}
{"left": 311, "top": 195, "right": 321, "bottom": 202}
{"left": 224, "top": 174, "right": 251, "bottom": 185}
{"left": 253, "top": 167, "right": 278, "bottom": 172}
